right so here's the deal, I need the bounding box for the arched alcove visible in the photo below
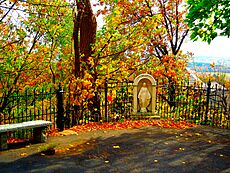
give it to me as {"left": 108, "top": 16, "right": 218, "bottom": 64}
{"left": 133, "top": 74, "right": 156, "bottom": 86}
{"left": 133, "top": 74, "right": 158, "bottom": 117}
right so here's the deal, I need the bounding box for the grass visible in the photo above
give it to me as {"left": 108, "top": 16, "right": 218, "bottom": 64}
{"left": 39, "top": 143, "right": 57, "bottom": 155}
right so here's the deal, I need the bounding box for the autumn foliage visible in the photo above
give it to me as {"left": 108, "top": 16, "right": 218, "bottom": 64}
{"left": 0, "top": 0, "right": 73, "bottom": 113}
{"left": 0, "top": 0, "right": 192, "bottom": 112}
{"left": 93, "top": 0, "right": 190, "bottom": 83}
{"left": 0, "top": 0, "right": 203, "bottom": 131}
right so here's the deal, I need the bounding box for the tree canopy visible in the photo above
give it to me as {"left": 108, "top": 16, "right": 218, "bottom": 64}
{"left": 0, "top": 0, "right": 73, "bottom": 112}
{"left": 95, "top": 0, "right": 190, "bottom": 82}
{"left": 186, "top": 0, "right": 230, "bottom": 43}
{"left": 1, "top": 0, "right": 192, "bottom": 110}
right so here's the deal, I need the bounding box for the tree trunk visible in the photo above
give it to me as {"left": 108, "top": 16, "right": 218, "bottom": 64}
{"left": 73, "top": 5, "right": 82, "bottom": 78}
{"left": 80, "top": 0, "right": 97, "bottom": 62}
{"left": 73, "top": 0, "right": 98, "bottom": 115}
{"left": 73, "top": 0, "right": 97, "bottom": 78}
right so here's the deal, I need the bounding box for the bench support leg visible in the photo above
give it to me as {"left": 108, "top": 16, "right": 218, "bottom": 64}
{"left": 33, "top": 127, "right": 47, "bottom": 143}
{"left": 0, "top": 132, "right": 8, "bottom": 151}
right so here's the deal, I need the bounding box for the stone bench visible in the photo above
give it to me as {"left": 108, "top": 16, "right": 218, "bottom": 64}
{"left": 0, "top": 120, "right": 52, "bottom": 151}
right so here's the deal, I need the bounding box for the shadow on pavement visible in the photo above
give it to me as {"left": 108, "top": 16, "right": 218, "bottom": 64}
{"left": 0, "top": 126, "right": 229, "bottom": 173}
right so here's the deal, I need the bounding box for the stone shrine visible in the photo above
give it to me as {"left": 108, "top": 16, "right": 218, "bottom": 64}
{"left": 133, "top": 74, "right": 158, "bottom": 118}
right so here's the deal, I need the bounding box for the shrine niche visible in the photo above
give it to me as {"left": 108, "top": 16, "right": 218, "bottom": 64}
{"left": 133, "top": 74, "right": 158, "bottom": 118}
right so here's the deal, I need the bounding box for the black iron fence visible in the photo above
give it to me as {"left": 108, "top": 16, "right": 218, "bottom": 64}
{"left": 100, "top": 80, "right": 229, "bottom": 128}
{"left": 155, "top": 81, "right": 230, "bottom": 128}
{"left": 0, "top": 80, "right": 229, "bottom": 139}
{"left": 0, "top": 88, "right": 57, "bottom": 139}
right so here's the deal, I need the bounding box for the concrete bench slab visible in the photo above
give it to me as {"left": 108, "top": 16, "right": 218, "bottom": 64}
{"left": 0, "top": 120, "right": 52, "bottom": 151}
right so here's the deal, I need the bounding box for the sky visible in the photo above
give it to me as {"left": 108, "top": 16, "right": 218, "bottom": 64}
{"left": 181, "top": 36, "right": 230, "bottom": 58}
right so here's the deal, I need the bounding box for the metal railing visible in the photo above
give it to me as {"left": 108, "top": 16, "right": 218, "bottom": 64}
{"left": 0, "top": 80, "right": 229, "bottom": 139}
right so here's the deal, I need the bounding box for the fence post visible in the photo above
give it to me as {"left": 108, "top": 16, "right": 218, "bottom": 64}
{"left": 105, "top": 79, "right": 108, "bottom": 121}
{"left": 56, "top": 83, "right": 64, "bottom": 131}
{"left": 205, "top": 80, "right": 211, "bottom": 125}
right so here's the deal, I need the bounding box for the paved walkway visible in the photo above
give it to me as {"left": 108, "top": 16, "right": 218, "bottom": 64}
{"left": 0, "top": 126, "right": 229, "bottom": 173}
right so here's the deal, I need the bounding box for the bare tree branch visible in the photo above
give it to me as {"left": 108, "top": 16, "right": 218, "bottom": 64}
{"left": 0, "top": 1, "right": 16, "bottom": 22}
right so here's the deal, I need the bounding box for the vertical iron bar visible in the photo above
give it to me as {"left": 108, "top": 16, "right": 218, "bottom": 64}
{"left": 214, "top": 84, "right": 218, "bottom": 126}
{"left": 30, "top": 109, "right": 32, "bottom": 121}
{"left": 12, "top": 111, "right": 15, "bottom": 124}
{"left": 21, "top": 111, "right": 24, "bottom": 138}
{"left": 197, "top": 88, "right": 202, "bottom": 124}
{"left": 46, "top": 108, "right": 48, "bottom": 121}
{"left": 186, "top": 81, "right": 190, "bottom": 120}
{"left": 56, "top": 83, "right": 64, "bottom": 131}
{"left": 41, "top": 88, "right": 44, "bottom": 120}
{"left": 53, "top": 106, "right": 56, "bottom": 129}
{"left": 17, "top": 90, "right": 19, "bottom": 123}
{"left": 221, "top": 85, "right": 225, "bottom": 128}
{"left": 12, "top": 111, "right": 15, "bottom": 138}
{"left": 37, "top": 110, "right": 40, "bottom": 120}
{"left": 219, "top": 99, "right": 222, "bottom": 127}
{"left": 105, "top": 79, "right": 108, "bottom": 121}
{"left": 34, "top": 88, "right": 36, "bottom": 120}
{"left": 205, "top": 80, "right": 211, "bottom": 125}
{"left": 25, "top": 89, "right": 28, "bottom": 122}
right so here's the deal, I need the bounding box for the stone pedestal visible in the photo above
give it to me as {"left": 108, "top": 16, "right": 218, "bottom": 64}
{"left": 0, "top": 132, "right": 8, "bottom": 150}
{"left": 33, "top": 127, "right": 47, "bottom": 143}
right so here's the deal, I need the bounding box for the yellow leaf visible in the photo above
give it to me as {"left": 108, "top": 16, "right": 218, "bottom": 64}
{"left": 113, "top": 145, "right": 120, "bottom": 149}
{"left": 20, "top": 153, "right": 28, "bottom": 157}
{"left": 105, "top": 160, "right": 109, "bottom": 163}
{"left": 154, "top": 160, "right": 158, "bottom": 163}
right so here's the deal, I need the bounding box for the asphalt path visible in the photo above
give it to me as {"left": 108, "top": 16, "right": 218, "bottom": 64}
{"left": 0, "top": 126, "right": 229, "bottom": 173}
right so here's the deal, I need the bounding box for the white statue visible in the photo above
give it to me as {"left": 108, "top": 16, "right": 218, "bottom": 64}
{"left": 138, "top": 82, "right": 151, "bottom": 113}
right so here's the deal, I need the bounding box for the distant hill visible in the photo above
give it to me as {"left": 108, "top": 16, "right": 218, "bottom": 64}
{"left": 188, "top": 56, "right": 230, "bottom": 73}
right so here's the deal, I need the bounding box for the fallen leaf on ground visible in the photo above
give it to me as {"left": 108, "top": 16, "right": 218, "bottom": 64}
{"left": 113, "top": 145, "right": 120, "bottom": 149}
{"left": 48, "top": 120, "right": 196, "bottom": 137}
{"left": 20, "top": 153, "right": 28, "bottom": 157}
